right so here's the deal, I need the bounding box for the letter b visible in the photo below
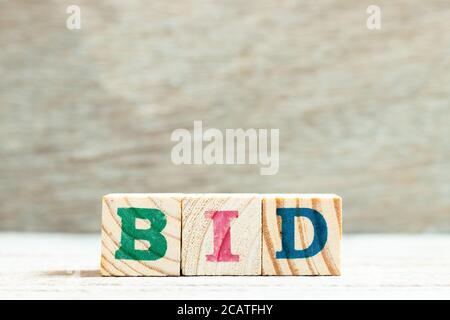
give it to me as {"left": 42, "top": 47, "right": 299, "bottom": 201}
{"left": 115, "top": 208, "right": 167, "bottom": 261}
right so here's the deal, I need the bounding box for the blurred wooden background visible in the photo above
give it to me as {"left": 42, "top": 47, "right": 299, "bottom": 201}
{"left": 0, "top": 0, "right": 449, "bottom": 233}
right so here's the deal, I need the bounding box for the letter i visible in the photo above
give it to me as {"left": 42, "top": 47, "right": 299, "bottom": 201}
{"left": 205, "top": 211, "right": 239, "bottom": 262}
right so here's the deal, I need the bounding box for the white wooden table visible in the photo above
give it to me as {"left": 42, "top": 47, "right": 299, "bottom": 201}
{"left": 0, "top": 233, "right": 449, "bottom": 299}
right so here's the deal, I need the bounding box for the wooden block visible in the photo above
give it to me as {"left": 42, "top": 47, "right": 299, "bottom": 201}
{"left": 101, "top": 193, "right": 182, "bottom": 276}
{"left": 262, "top": 194, "right": 342, "bottom": 276}
{"left": 182, "top": 194, "right": 261, "bottom": 275}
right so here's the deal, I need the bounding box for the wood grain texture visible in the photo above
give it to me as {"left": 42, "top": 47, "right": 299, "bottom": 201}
{"left": 182, "top": 194, "right": 261, "bottom": 275}
{"left": 262, "top": 194, "right": 342, "bottom": 275}
{"left": 101, "top": 194, "right": 181, "bottom": 276}
{"left": 1, "top": 1, "right": 450, "bottom": 233}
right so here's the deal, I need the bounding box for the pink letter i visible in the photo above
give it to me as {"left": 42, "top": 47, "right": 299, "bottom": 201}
{"left": 205, "top": 211, "right": 240, "bottom": 262}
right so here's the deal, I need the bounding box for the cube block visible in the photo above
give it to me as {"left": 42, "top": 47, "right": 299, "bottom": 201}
{"left": 181, "top": 194, "right": 261, "bottom": 275}
{"left": 262, "top": 194, "right": 342, "bottom": 276}
{"left": 101, "top": 193, "right": 182, "bottom": 276}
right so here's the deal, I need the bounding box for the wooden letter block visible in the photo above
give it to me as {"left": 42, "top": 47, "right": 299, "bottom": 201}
{"left": 182, "top": 194, "right": 261, "bottom": 275}
{"left": 101, "top": 194, "right": 182, "bottom": 276}
{"left": 262, "top": 194, "right": 342, "bottom": 276}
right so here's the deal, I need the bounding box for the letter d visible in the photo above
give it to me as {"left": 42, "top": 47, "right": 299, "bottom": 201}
{"left": 276, "top": 208, "right": 328, "bottom": 259}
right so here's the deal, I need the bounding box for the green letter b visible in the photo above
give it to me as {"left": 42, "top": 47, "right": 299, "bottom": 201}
{"left": 115, "top": 208, "right": 167, "bottom": 261}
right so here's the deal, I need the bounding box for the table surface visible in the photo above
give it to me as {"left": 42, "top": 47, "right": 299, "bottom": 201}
{"left": 0, "top": 233, "right": 449, "bottom": 299}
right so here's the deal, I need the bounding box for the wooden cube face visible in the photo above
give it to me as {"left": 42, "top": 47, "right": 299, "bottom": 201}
{"left": 101, "top": 194, "right": 182, "bottom": 276}
{"left": 262, "top": 194, "right": 342, "bottom": 276}
{"left": 181, "top": 194, "right": 261, "bottom": 275}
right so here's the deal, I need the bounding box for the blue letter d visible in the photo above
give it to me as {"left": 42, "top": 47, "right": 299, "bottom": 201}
{"left": 276, "top": 208, "right": 328, "bottom": 259}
